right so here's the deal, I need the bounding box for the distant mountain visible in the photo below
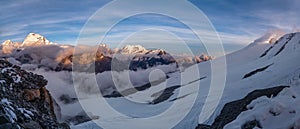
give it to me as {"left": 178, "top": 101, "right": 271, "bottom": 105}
{"left": 0, "top": 33, "right": 54, "bottom": 55}
{"left": 117, "top": 45, "right": 148, "bottom": 54}
{"left": 21, "top": 33, "right": 54, "bottom": 47}
{"left": 0, "top": 33, "right": 212, "bottom": 73}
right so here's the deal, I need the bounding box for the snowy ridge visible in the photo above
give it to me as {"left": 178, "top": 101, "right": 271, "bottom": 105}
{"left": 70, "top": 32, "right": 300, "bottom": 129}
{"left": 117, "top": 45, "right": 148, "bottom": 54}
{"left": 252, "top": 30, "right": 285, "bottom": 45}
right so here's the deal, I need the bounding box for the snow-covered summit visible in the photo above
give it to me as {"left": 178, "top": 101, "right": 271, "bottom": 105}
{"left": 2, "top": 40, "right": 13, "bottom": 46}
{"left": 1, "top": 40, "right": 22, "bottom": 54}
{"left": 118, "top": 45, "right": 148, "bottom": 54}
{"left": 252, "top": 30, "right": 286, "bottom": 45}
{"left": 1, "top": 33, "right": 54, "bottom": 47}
{"left": 21, "top": 33, "right": 53, "bottom": 47}
{"left": 1, "top": 40, "right": 22, "bottom": 47}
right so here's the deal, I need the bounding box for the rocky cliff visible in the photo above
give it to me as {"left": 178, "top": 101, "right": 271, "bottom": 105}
{"left": 0, "top": 59, "right": 69, "bottom": 129}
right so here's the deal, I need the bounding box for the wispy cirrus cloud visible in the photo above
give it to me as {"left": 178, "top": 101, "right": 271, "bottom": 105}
{"left": 192, "top": 0, "right": 300, "bottom": 36}
{"left": 1, "top": 0, "right": 299, "bottom": 54}
{"left": 0, "top": 0, "right": 110, "bottom": 44}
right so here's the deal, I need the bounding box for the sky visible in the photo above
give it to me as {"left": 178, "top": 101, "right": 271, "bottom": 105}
{"left": 1, "top": 0, "right": 300, "bottom": 55}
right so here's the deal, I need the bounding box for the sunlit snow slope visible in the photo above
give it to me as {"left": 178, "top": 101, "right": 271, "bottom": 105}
{"left": 71, "top": 32, "right": 300, "bottom": 129}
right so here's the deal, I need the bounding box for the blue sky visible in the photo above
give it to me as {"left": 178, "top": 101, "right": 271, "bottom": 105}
{"left": 1, "top": 0, "right": 299, "bottom": 55}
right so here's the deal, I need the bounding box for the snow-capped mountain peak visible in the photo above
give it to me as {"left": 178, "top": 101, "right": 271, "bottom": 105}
{"left": 253, "top": 30, "right": 286, "bottom": 45}
{"left": 119, "top": 45, "right": 148, "bottom": 54}
{"left": 21, "top": 33, "right": 53, "bottom": 47}
{"left": 2, "top": 40, "right": 13, "bottom": 46}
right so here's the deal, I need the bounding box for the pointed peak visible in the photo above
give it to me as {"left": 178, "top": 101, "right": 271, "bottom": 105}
{"left": 22, "top": 33, "right": 52, "bottom": 47}
{"left": 253, "top": 30, "right": 286, "bottom": 45}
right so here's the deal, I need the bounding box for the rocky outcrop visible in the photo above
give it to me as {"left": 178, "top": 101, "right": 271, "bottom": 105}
{"left": 194, "top": 54, "right": 213, "bottom": 63}
{"left": 129, "top": 49, "right": 177, "bottom": 71}
{"left": 0, "top": 59, "right": 69, "bottom": 129}
{"left": 196, "top": 86, "right": 288, "bottom": 129}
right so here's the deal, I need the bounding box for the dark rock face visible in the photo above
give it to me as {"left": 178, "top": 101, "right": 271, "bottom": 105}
{"left": 129, "top": 50, "right": 177, "bottom": 71}
{"left": 150, "top": 85, "right": 181, "bottom": 105}
{"left": 0, "top": 60, "right": 69, "bottom": 129}
{"left": 59, "top": 94, "right": 77, "bottom": 104}
{"left": 243, "top": 63, "right": 273, "bottom": 79}
{"left": 196, "top": 124, "right": 211, "bottom": 129}
{"left": 194, "top": 54, "right": 213, "bottom": 63}
{"left": 196, "top": 86, "right": 288, "bottom": 129}
{"left": 241, "top": 120, "right": 262, "bottom": 129}
{"left": 64, "top": 111, "right": 99, "bottom": 125}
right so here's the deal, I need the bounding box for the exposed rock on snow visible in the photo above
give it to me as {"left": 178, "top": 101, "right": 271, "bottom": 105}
{"left": 64, "top": 111, "right": 99, "bottom": 125}
{"left": 196, "top": 86, "right": 288, "bottom": 129}
{"left": 194, "top": 54, "right": 213, "bottom": 63}
{"left": 243, "top": 63, "right": 273, "bottom": 79}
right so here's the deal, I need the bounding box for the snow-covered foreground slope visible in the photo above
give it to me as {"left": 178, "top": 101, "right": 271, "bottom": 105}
{"left": 225, "top": 86, "right": 300, "bottom": 129}
{"left": 67, "top": 32, "right": 300, "bottom": 129}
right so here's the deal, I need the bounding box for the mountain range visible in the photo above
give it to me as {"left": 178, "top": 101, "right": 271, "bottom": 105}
{"left": 1, "top": 32, "right": 300, "bottom": 129}
{"left": 0, "top": 33, "right": 212, "bottom": 73}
